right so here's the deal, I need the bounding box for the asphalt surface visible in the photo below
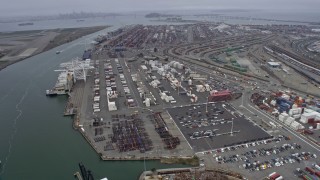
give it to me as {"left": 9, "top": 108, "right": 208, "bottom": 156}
{"left": 167, "top": 103, "right": 272, "bottom": 152}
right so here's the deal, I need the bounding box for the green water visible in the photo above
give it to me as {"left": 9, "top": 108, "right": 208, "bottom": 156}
{"left": 0, "top": 29, "right": 186, "bottom": 180}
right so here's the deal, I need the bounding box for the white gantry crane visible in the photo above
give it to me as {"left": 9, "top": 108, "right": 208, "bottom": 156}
{"left": 58, "top": 57, "right": 94, "bottom": 82}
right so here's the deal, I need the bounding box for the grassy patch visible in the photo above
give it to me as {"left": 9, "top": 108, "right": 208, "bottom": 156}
{"left": 160, "top": 156, "right": 199, "bottom": 166}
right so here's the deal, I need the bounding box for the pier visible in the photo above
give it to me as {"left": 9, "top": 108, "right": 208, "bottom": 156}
{"left": 73, "top": 172, "right": 83, "bottom": 180}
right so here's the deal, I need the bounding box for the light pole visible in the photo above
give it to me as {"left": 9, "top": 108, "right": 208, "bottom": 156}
{"left": 144, "top": 154, "right": 146, "bottom": 172}
{"left": 230, "top": 118, "right": 234, "bottom": 136}
{"left": 206, "top": 91, "right": 210, "bottom": 114}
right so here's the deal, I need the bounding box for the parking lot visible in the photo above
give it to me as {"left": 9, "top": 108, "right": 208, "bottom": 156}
{"left": 167, "top": 103, "right": 272, "bottom": 152}
{"left": 197, "top": 133, "right": 320, "bottom": 179}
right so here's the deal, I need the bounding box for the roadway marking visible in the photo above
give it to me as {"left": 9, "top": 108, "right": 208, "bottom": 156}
{"left": 240, "top": 104, "right": 255, "bottom": 114}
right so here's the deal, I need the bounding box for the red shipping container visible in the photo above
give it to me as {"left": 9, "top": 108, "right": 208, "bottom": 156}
{"left": 270, "top": 173, "right": 280, "bottom": 180}
{"left": 305, "top": 167, "right": 315, "bottom": 175}
{"left": 308, "top": 118, "right": 315, "bottom": 124}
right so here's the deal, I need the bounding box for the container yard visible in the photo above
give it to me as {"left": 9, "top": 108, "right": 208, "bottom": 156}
{"left": 250, "top": 90, "right": 320, "bottom": 145}
{"left": 48, "top": 22, "right": 320, "bottom": 180}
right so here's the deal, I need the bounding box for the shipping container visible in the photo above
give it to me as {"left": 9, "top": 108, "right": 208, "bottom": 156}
{"left": 270, "top": 173, "right": 280, "bottom": 180}
{"left": 302, "top": 175, "right": 312, "bottom": 180}
{"left": 306, "top": 167, "right": 315, "bottom": 175}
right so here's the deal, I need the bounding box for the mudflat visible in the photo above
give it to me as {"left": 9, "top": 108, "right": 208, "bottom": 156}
{"left": 0, "top": 26, "right": 108, "bottom": 70}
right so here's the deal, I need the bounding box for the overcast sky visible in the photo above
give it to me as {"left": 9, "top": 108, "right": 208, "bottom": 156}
{"left": 1, "top": 0, "right": 320, "bottom": 17}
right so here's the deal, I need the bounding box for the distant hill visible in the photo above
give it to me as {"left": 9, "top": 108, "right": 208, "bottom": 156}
{"left": 145, "top": 13, "right": 178, "bottom": 18}
{"left": 145, "top": 13, "right": 161, "bottom": 18}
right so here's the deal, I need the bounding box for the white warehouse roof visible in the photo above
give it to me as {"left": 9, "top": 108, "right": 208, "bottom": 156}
{"left": 267, "top": 62, "right": 281, "bottom": 67}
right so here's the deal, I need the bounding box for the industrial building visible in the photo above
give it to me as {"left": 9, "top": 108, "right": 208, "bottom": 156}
{"left": 267, "top": 61, "right": 282, "bottom": 68}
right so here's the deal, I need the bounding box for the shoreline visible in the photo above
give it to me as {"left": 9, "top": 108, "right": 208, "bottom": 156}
{"left": 0, "top": 25, "right": 109, "bottom": 71}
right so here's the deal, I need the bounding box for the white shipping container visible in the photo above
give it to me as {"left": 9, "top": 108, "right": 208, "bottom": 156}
{"left": 289, "top": 108, "right": 300, "bottom": 116}
{"left": 145, "top": 98, "right": 151, "bottom": 107}
{"left": 279, "top": 112, "right": 289, "bottom": 122}
{"left": 268, "top": 172, "right": 277, "bottom": 177}
{"left": 152, "top": 66, "right": 158, "bottom": 71}
{"left": 170, "top": 100, "right": 177, "bottom": 104}
{"left": 281, "top": 94, "right": 290, "bottom": 100}
{"left": 300, "top": 112, "right": 318, "bottom": 123}
{"left": 269, "top": 122, "right": 277, "bottom": 128}
{"left": 285, "top": 117, "right": 294, "bottom": 126}
{"left": 293, "top": 114, "right": 301, "bottom": 119}
{"left": 108, "top": 101, "right": 117, "bottom": 111}
{"left": 93, "top": 103, "right": 99, "bottom": 107}
{"left": 314, "top": 164, "right": 320, "bottom": 171}
{"left": 205, "top": 84, "right": 211, "bottom": 91}
{"left": 290, "top": 121, "right": 300, "bottom": 130}
{"left": 270, "top": 100, "right": 276, "bottom": 106}
{"left": 275, "top": 176, "right": 283, "bottom": 180}
{"left": 278, "top": 115, "right": 285, "bottom": 122}
{"left": 94, "top": 109, "right": 100, "bottom": 112}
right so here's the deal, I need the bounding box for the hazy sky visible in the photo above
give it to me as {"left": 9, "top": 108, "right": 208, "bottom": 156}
{"left": 1, "top": 0, "right": 320, "bottom": 16}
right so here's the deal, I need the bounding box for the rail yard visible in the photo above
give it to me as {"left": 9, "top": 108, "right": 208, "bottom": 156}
{"left": 50, "top": 22, "right": 320, "bottom": 180}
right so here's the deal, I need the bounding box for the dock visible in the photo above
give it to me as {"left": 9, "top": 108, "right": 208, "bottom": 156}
{"left": 73, "top": 172, "right": 83, "bottom": 180}
{"left": 64, "top": 81, "right": 85, "bottom": 116}
{"left": 64, "top": 99, "right": 77, "bottom": 116}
